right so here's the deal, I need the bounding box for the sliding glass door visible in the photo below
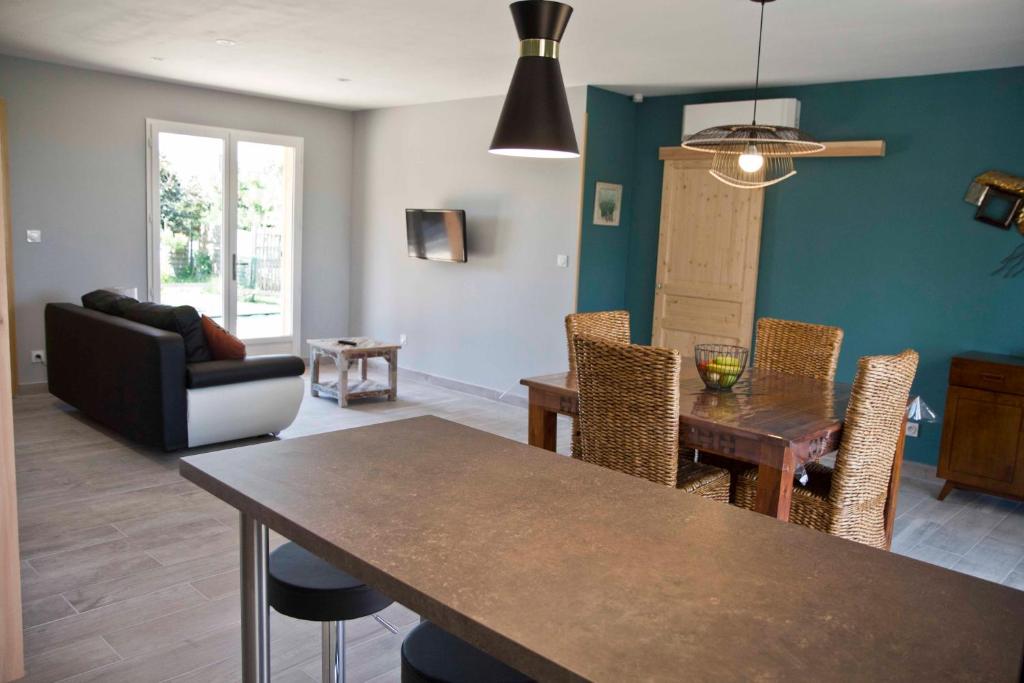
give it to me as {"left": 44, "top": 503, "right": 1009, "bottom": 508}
{"left": 151, "top": 128, "right": 228, "bottom": 325}
{"left": 147, "top": 121, "right": 303, "bottom": 352}
{"left": 234, "top": 139, "right": 297, "bottom": 341}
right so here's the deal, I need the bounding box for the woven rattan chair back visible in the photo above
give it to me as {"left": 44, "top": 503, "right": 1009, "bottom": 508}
{"left": 828, "top": 349, "right": 919, "bottom": 546}
{"left": 566, "top": 311, "right": 632, "bottom": 459}
{"left": 753, "top": 317, "right": 844, "bottom": 381}
{"left": 573, "top": 336, "right": 681, "bottom": 487}
{"left": 565, "top": 311, "right": 630, "bottom": 378}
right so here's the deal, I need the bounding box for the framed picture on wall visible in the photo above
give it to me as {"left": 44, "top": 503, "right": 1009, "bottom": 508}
{"left": 593, "top": 182, "right": 623, "bottom": 226}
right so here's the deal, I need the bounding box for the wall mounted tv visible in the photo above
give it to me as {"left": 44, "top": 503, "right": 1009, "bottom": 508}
{"left": 406, "top": 209, "right": 467, "bottom": 263}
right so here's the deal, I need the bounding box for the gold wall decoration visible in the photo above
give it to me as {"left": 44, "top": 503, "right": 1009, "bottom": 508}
{"left": 965, "top": 170, "right": 1024, "bottom": 232}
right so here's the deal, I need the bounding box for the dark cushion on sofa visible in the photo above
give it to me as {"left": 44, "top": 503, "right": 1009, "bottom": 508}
{"left": 186, "top": 355, "right": 305, "bottom": 389}
{"left": 124, "top": 302, "right": 212, "bottom": 363}
{"left": 82, "top": 289, "right": 139, "bottom": 317}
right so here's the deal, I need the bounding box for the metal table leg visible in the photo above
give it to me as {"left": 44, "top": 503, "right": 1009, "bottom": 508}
{"left": 240, "top": 513, "right": 270, "bottom": 683}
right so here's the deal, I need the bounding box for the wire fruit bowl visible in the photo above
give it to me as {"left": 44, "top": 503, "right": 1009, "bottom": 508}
{"left": 695, "top": 344, "right": 749, "bottom": 391}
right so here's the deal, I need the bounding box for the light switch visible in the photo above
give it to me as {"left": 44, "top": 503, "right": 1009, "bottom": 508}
{"left": 26, "top": 229, "right": 41, "bottom": 243}
{"left": 556, "top": 254, "right": 569, "bottom": 268}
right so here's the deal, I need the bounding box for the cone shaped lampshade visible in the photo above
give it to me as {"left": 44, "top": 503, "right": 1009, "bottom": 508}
{"left": 490, "top": 0, "right": 579, "bottom": 158}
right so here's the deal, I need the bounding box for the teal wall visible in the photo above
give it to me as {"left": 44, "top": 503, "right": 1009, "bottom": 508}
{"left": 577, "top": 86, "right": 636, "bottom": 312}
{"left": 579, "top": 68, "right": 1024, "bottom": 465}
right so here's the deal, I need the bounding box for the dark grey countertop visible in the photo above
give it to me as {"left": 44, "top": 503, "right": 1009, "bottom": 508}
{"left": 181, "top": 415, "right": 1024, "bottom": 682}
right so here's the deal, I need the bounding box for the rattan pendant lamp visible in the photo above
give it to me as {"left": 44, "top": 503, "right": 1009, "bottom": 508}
{"left": 682, "top": 0, "right": 824, "bottom": 188}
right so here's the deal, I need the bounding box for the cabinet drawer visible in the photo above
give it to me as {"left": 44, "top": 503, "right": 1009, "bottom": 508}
{"left": 950, "top": 358, "right": 1024, "bottom": 396}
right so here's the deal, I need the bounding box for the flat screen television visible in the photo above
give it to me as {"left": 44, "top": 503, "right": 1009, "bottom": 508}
{"left": 406, "top": 209, "right": 467, "bottom": 263}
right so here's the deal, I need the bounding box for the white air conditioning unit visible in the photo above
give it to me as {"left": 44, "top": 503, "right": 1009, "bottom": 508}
{"left": 681, "top": 98, "right": 801, "bottom": 140}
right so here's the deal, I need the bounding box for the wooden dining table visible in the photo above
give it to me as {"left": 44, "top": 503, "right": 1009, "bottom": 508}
{"left": 179, "top": 416, "right": 1024, "bottom": 682}
{"left": 521, "top": 364, "right": 907, "bottom": 532}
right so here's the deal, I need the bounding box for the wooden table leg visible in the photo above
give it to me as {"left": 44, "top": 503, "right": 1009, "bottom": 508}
{"left": 308, "top": 348, "right": 320, "bottom": 398}
{"left": 361, "top": 357, "right": 368, "bottom": 382}
{"left": 338, "top": 355, "right": 349, "bottom": 408}
{"left": 388, "top": 350, "right": 398, "bottom": 401}
{"left": 528, "top": 396, "right": 557, "bottom": 451}
{"left": 754, "top": 446, "right": 795, "bottom": 521}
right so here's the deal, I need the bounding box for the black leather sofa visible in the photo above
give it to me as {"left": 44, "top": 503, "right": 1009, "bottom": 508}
{"left": 45, "top": 302, "right": 305, "bottom": 451}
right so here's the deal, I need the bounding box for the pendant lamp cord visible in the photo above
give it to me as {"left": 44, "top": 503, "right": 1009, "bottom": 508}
{"left": 751, "top": 0, "right": 765, "bottom": 124}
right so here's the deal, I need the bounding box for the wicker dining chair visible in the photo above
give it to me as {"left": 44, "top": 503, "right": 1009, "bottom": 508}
{"left": 706, "top": 317, "right": 846, "bottom": 500}
{"left": 734, "top": 349, "right": 919, "bottom": 548}
{"left": 565, "top": 311, "right": 631, "bottom": 458}
{"left": 572, "top": 335, "right": 730, "bottom": 502}
{"left": 754, "top": 317, "right": 844, "bottom": 381}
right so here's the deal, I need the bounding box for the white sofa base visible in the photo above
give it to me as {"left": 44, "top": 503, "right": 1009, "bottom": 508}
{"left": 187, "top": 375, "right": 304, "bottom": 448}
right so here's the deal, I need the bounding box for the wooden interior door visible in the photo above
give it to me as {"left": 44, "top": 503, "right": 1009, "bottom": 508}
{"left": 651, "top": 159, "right": 765, "bottom": 351}
{"left": 0, "top": 98, "right": 24, "bottom": 683}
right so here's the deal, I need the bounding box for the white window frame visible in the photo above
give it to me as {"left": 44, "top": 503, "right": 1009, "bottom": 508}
{"left": 145, "top": 119, "right": 304, "bottom": 355}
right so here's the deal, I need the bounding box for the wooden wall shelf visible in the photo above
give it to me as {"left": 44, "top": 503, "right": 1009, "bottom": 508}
{"left": 659, "top": 140, "right": 886, "bottom": 161}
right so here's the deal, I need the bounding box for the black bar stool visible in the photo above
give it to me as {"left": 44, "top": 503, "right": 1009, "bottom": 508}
{"left": 400, "top": 621, "right": 534, "bottom": 682}
{"left": 269, "top": 541, "right": 398, "bottom": 683}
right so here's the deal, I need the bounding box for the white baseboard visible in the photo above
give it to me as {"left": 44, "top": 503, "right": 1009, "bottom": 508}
{"left": 398, "top": 367, "right": 528, "bottom": 408}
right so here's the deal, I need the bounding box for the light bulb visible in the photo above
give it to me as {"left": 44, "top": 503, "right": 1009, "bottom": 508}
{"left": 738, "top": 146, "right": 764, "bottom": 173}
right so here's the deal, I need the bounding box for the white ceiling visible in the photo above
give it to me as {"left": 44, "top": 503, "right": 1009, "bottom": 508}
{"left": 0, "top": 0, "right": 1021, "bottom": 110}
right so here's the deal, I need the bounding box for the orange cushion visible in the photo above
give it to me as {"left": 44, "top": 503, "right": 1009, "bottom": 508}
{"left": 200, "top": 315, "right": 246, "bottom": 361}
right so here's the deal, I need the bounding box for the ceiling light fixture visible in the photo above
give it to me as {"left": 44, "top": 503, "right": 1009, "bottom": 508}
{"left": 682, "top": 0, "right": 824, "bottom": 189}
{"left": 214, "top": 38, "right": 237, "bottom": 47}
{"left": 489, "top": 0, "right": 579, "bottom": 159}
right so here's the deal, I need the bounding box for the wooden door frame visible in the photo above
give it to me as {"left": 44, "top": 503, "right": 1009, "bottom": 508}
{"left": 0, "top": 97, "right": 25, "bottom": 682}
{"left": 1, "top": 102, "right": 12, "bottom": 394}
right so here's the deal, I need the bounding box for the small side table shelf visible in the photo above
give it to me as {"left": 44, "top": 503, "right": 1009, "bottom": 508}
{"left": 307, "top": 337, "right": 401, "bottom": 407}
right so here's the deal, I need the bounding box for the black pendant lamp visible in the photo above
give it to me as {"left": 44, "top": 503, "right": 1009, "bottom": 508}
{"left": 489, "top": 0, "right": 579, "bottom": 159}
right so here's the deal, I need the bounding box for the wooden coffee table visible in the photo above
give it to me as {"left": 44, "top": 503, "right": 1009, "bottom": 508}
{"left": 307, "top": 337, "right": 400, "bottom": 407}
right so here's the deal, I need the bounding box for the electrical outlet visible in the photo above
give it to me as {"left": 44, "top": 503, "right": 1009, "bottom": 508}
{"left": 556, "top": 254, "right": 569, "bottom": 268}
{"left": 399, "top": 334, "right": 407, "bottom": 346}
{"left": 26, "top": 229, "right": 41, "bottom": 243}
{"left": 30, "top": 349, "right": 46, "bottom": 364}
{"left": 905, "top": 422, "right": 919, "bottom": 438}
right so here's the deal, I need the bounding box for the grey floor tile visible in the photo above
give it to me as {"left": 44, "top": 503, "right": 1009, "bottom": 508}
{"left": 901, "top": 543, "right": 962, "bottom": 570}
{"left": 920, "top": 496, "right": 1018, "bottom": 555}
{"left": 1003, "top": 569, "right": 1024, "bottom": 591}
{"left": 953, "top": 537, "right": 1024, "bottom": 583}
{"left": 985, "top": 505, "right": 1024, "bottom": 548}
{"left": 22, "top": 594, "right": 77, "bottom": 629}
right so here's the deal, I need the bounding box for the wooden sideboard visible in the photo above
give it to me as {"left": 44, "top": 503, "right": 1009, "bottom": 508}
{"left": 938, "top": 351, "right": 1024, "bottom": 502}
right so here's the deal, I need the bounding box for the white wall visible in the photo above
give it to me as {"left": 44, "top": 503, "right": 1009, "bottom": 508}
{"left": 351, "top": 88, "right": 585, "bottom": 396}
{"left": 0, "top": 56, "right": 354, "bottom": 385}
